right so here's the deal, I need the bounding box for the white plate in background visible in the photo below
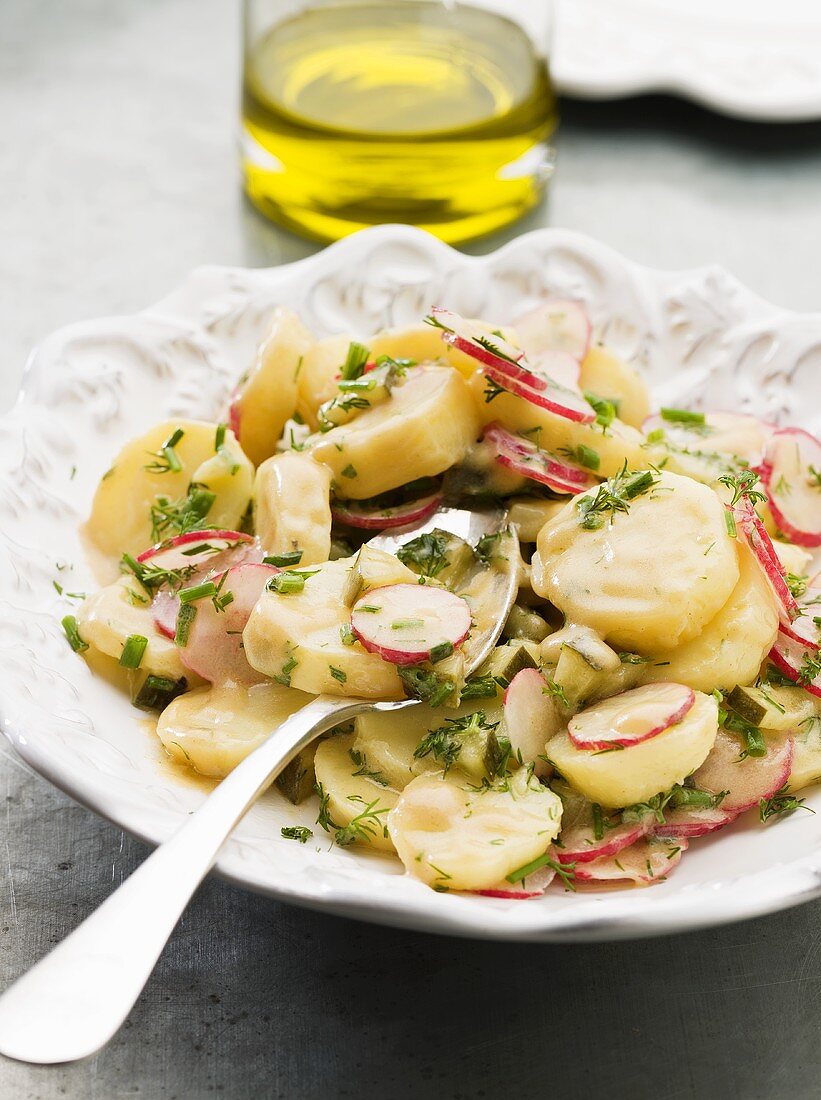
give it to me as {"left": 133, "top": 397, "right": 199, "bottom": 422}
{"left": 1, "top": 224, "right": 820, "bottom": 941}
{"left": 553, "top": 0, "right": 821, "bottom": 121}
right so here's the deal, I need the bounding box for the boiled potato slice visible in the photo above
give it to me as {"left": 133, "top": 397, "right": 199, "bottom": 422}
{"left": 507, "top": 497, "right": 567, "bottom": 542}
{"left": 87, "top": 419, "right": 253, "bottom": 560}
{"left": 307, "top": 366, "right": 479, "bottom": 499}
{"left": 388, "top": 768, "right": 563, "bottom": 890}
{"left": 771, "top": 539, "right": 812, "bottom": 577}
{"left": 532, "top": 471, "right": 739, "bottom": 652}
{"left": 643, "top": 541, "right": 778, "bottom": 693}
{"left": 254, "top": 452, "right": 332, "bottom": 565}
{"left": 353, "top": 697, "right": 504, "bottom": 790}
{"left": 296, "top": 333, "right": 353, "bottom": 428}
{"left": 369, "top": 323, "right": 489, "bottom": 378}
{"left": 579, "top": 346, "right": 651, "bottom": 429}
{"left": 314, "top": 734, "right": 398, "bottom": 851}
{"left": 786, "top": 719, "right": 821, "bottom": 793}
{"left": 232, "top": 308, "right": 314, "bottom": 465}
{"left": 243, "top": 556, "right": 404, "bottom": 698}
{"left": 466, "top": 372, "right": 646, "bottom": 478}
{"left": 546, "top": 689, "right": 718, "bottom": 808}
{"left": 77, "top": 576, "right": 186, "bottom": 680}
{"left": 157, "top": 680, "right": 312, "bottom": 777}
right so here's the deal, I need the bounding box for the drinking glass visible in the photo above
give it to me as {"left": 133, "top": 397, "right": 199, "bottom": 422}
{"left": 241, "top": 0, "right": 557, "bottom": 244}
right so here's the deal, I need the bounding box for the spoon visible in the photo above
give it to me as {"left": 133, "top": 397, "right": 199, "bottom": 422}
{"left": 0, "top": 506, "right": 517, "bottom": 1065}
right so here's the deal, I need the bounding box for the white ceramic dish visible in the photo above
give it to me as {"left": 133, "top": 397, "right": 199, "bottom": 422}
{"left": 553, "top": 0, "right": 821, "bottom": 122}
{"left": 2, "top": 224, "right": 821, "bottom": 941}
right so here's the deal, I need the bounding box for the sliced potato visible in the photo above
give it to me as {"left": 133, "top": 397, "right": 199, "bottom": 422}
{"left": 243, "top": 556, "right": 404, "bottom": 698}
{"left": 466, "top": 372, "right": 646, "bottom": 478}
{"left": 786, "top": 719, "right": 821, "bottom": 793}
{"left": 314, "top": 734, "right": 398, "bottom": 851}
{"left": 388, "top": 769, "right": 563, "bottom": 890}
{"left": 157, "top": 681, "right": 312, "bottom": 778}
{"left": 87, "top": 419, "right": 253, "bottom": 560}
{"left": 532, "top": 471, "right": 739, "bottom": 652}
{"left": 643, "top": 541, "right": 778, "bottom": 693}
{"left": 771, "top": 539, "right": 812, "bottom": 577}
{"left": 307, "top": 366, "right": 479, "bottom": 499}
{"left": 579, "top": 346, "right": 651, "bottom": 429}
{"left": 296, "top": 333, "right": 352, "bottom": 428}
{"left": 254, "top": 452, "right": 332, "bottom": 565}
{"left": 507, "top": 497, "right": 567, "bottom": 542}
{"left": 546, "top": 689, "right": 718, "bottom": 808}
{"left": 232, "top": 308, "right": 314, "bottom": 465}
{"left": 77, "top": 576, "right": 187, "bottom": 680}
{"left": 369, "top": 323, "right": 487, "bottom": 378}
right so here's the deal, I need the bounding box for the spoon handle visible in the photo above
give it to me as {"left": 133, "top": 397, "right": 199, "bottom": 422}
{"left": 0, "top": 694, "right": 358, "bottom": 1066}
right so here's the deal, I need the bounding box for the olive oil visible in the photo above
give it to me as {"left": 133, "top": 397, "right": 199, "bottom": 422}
{"left": 242, "top": 1, "right": 557, "bottom": 243}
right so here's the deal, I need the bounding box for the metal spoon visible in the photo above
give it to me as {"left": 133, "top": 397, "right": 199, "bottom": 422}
{"left": 0, "top": 506, "right": 516, "bottom": 1065}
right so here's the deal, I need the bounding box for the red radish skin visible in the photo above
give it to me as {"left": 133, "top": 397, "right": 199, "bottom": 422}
{"left": 691, "top": 729, "right": 795, "bottom": 813}
{"left": 770, "top": 634, "right": 821, "bottom": 699}
{"left": 177, "top": 562, "right": 278, "bottom": 684}
{"left": 484, "top": 364, "right": 596, "bottom": 424}
{"left": 514, "top": 299, "right": 592, "bottom": 363}
{"left": 734, "top": 499, "right": 800, "bottom": 623}
{"left": 778, "top": 590, "right": 821, "bottom": 652}
{"left": 573, "top": 838, "right": 687, "bottom": 885}
{"left": 483, "top": 423, "right": 598, "bottom": 494}
{"left": 653, "top": 805, "right": 737, "bottom": 840}
{"left": 559, "top": 816, "right": 652, "bottom": 864}
{"left": 152, "top": 590, "right": 180, "bottom": 640}
{"left": 350, "top": 584, "right": 471, "bottom": 666}
{"left": 759, "top": 427, "right": 821, "bottom": 548}
{"left": 331, "top": 490, "right": 443, "bottom": 531}
{"left": 137, "top": 530, "right": 258, "bottom": 569}
{"left": 429, "top": 307, "right": 526, "bottom": 375}
{"left": 567, "top": 683, "right": 696, "bottom": 751}
{"left": 472, "top": 859, "right": 557, "bottom": 899}
{"left": 228, "top": 390, "right": 242, "bottom": 441}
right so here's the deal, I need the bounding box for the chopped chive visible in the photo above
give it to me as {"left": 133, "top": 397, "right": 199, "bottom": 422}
{"left": 119, "top": 634, "right": 149, "bottom": 669}
{"left": 646, "top": 428, "right": 666, "bottom": 444}
{"left": 329, "top": 666, "right": 347, "bottom": 684}
{"left": 391, "top": 618, "right": 425, "bottom": 630}
{"left": 340, "top": 464, "right": 358, "bottom": 479}
{"left": 263, "top": 550, "right": 304, "bottom": 568}
{"left": 267, "top": 570, "right": 318, "bottom": 595}
{"left": 724, "top": 508, "right": 737, "bottom": 539}
{"left": 429, "top": 641, "right": 454, "bottom": 664}
{"left": 215, "top": 423, "right": 227, "bottom": 450}
{"left": 62, "top": 615, "right": 88, "bottom": 653}
{"left": 661, "top": 407, "right": 705, "bottom": 426}
{"left": 175, "top": 603, "right": 197, "bottom": 646}
{"left": 179, "top": 580, "right": 218, "bottom": 604}
{"left": 339, "top": 623, "right": 357, "bottom": 646}
{"left": 274, "top": 654, "right": 298, "bottom": 687}
{"left": 132, "top": 674, "right": 187, "bottom": 712}
{"left": 340, "top": 341, "right": 370, "bottom": 381}
{"left": 356, "top": 604, "right": 381, "bottom": 613}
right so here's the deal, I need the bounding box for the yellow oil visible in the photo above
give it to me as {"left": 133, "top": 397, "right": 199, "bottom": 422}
{"left": 242, "top": 1, "right": 558, "bottom": 244}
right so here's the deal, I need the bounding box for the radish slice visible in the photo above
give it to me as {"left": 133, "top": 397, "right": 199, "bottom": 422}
{"left": 573, "top": 838, "right": 687, "bottom": 885}
{"left": 529, "top": 350, "right": 581, "bottom": 391}
{"left": 137, "top": 530, "right": 259, "bottom": 571}
{"left": 428, "top": 307, "right": 526, "bottom": 375}
{"left": 484, "top": 364, "right": 596, "bottom": 424}
{"left": 503, "top": 668, "right": 559, "bottom": 777}
{"left": 177, "top": 562, "right": 278, "bottom": 684}
{"left": 483, "top": 423, "right": 599, "bottom": 494}
{"left": 770, "top": 633, "right": 821, "bottom": 699}
{"left": 643, "top": 411, "right": 773, "bottom": 465}
{"left": 691, "top": 729, "right": 794, "bottom": 813}
{"left": 759, "top": 427, "right": 821, "bottom": 548}
{"left": 779, "top": 587, "right": 821, "bottom": 652}
{"left": 514, "top": 299, "right": 592, "bottom": 363}
{"left": 558, "top": 809, "right": 652, "bottom": 864}
{"left": 144, "top": 533, "right": 265, "bottom": 641}
{"left": 567, "top": 682, "right": 696, "bottom": 751}
{"left": 734, "top": 499, "right": 800, "bottom": 623}
{"left": 472, "top": 859, "right": 557, "bottom": 899}
{"left": 350, "top": 584, "right": 471, "bottom": 666}
{"left": 653, "top": 805, "right": 737, "bottom": 839}
{"left": 331, "top": 489, "right": 443, "bottom": 531}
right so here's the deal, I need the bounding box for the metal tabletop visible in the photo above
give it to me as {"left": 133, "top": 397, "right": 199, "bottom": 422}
{"left": 2, "top": 2, "right": 821, "bottom": 1097}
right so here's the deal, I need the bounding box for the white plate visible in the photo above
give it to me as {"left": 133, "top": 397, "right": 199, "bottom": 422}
{"left": 553, "top": 0, "right": 821, "bottom": 121}
{"left": 2, "top": 224, "right": 820, "bottom": 942}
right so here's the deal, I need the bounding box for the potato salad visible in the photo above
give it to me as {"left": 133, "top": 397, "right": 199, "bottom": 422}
{"left": 66, "top": 298, "right": 821, "bottom": 897}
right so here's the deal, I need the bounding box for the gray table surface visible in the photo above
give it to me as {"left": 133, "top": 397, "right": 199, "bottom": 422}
{"left": 3, "top": 2, "right": 821, "bottom": 1098}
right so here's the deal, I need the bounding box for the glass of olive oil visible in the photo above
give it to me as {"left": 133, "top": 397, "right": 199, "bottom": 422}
{"left": 241, "top": 0, "right": 558, "bottom": 244}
